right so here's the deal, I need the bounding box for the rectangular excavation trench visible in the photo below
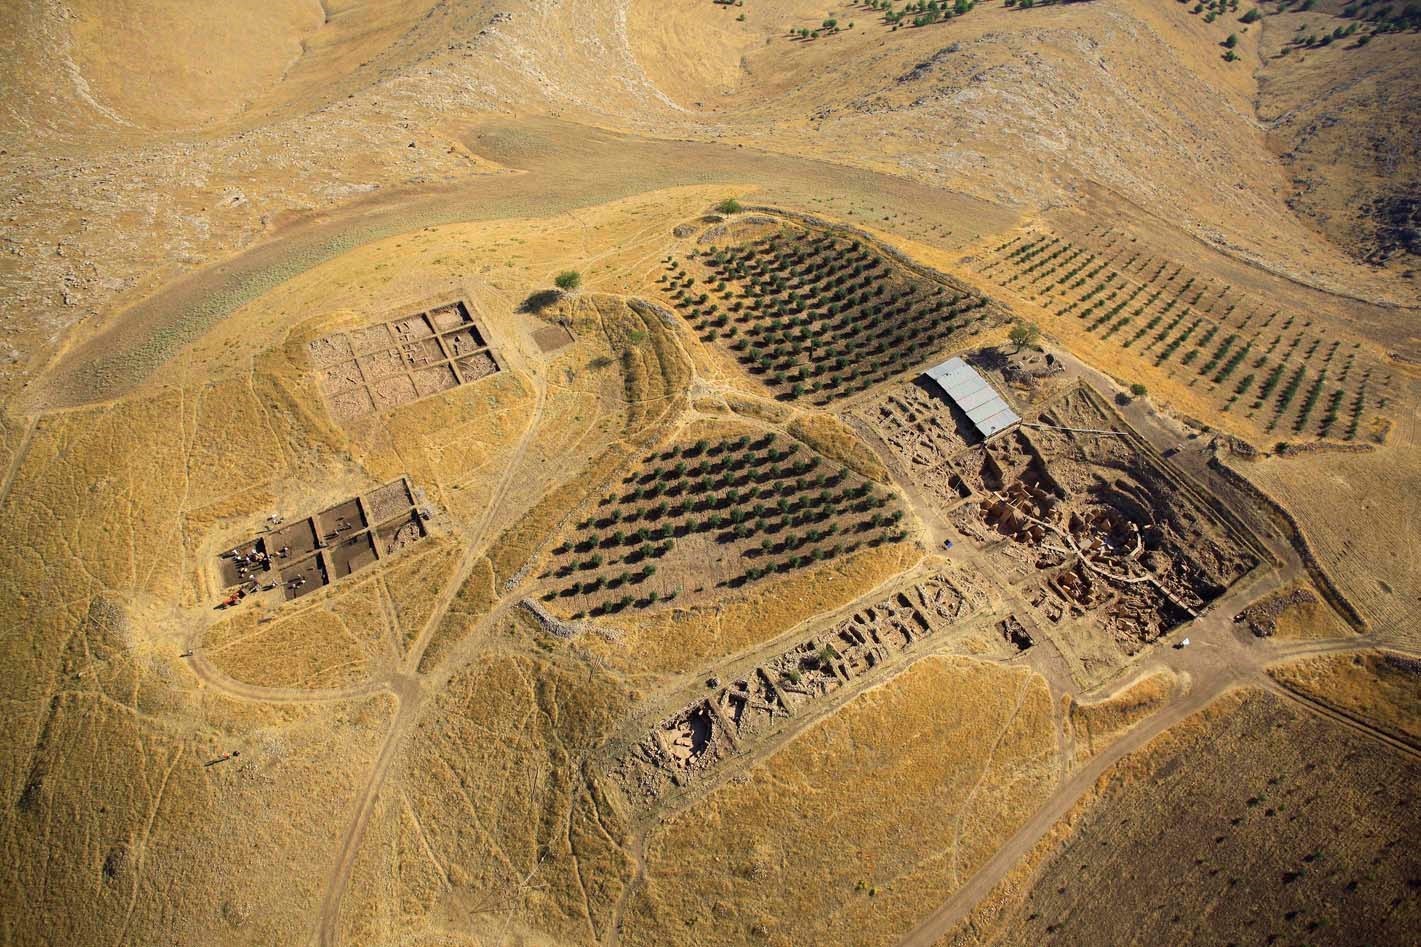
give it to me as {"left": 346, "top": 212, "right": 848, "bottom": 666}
{"left": 611, "top": 569, "right": 990, "bottom": 806}
{"left": 215, "top": 477, "right": 431, "bottom": 603}
{"left": 308, "top": 299, "right": 503, "bottom": 422}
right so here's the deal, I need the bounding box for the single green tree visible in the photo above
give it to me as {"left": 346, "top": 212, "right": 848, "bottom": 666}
{"left": 1008, "top": 320, "right": 1041, "bottom": 351}
{"left": 554, "top": 270, "right": 582, "bottom": 293}
{"left": 1130, "top": 382, "right": 1149, "bottom": 397}
{"left": 716, "top": 197, "right": 743, "bottom": 214}
{"left": 1224, "top": 32, "right": 1239, "bottom": 47}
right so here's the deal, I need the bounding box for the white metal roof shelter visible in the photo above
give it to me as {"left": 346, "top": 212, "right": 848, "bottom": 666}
{"left": 923, "top": 356, "right": 1021, "bottom": 440}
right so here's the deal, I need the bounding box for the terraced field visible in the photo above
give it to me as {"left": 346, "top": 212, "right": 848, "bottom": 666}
{"left": 667, "top": 223, "right": 1003, "bottom": 404}
{"left": 972, "top": 227, "right": 1397, "bottom": 442}
{"left": 540, "top": 426, "right": 911, "bottom": 616}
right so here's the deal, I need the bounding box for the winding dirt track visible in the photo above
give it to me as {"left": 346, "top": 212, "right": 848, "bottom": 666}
{"left": 311, "top": 372, "right": 549, "bottom": 946}
{"left": 311, "top": 675, "right": 426, "bottom": 947}
{"left": 896, "top": 671, "right": 1236, "bottom": 947}
{"left": 34, "top": 117, "right": 1011, "bottom": 412}
{"left": 184, "top": 650, "right": 393, "bottom": 705}
{"left": 892, "top": 632, "right": 1407, "bottom": 947}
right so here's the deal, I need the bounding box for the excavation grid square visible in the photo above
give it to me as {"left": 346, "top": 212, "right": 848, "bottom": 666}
{"left": 216, "top": 477, "right": 430, "bottom": 606}
{"left": 309, "top": 299, "right": 500, "bottom": 421}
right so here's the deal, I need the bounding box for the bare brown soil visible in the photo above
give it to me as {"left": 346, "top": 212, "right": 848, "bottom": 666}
{"left": 936, "top": 688, "right": 1420, "bottom": 947}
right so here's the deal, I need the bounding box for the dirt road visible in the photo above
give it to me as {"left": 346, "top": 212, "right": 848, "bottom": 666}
{"left": 895, "top": 625, "right": 1399, "bottom": 947}
{"left": 35, "top": 116, "right": 1013, "bottom": 410}
{"left": 184, "top": 649, "right": 392, "bottom": 705}
{"left": 895, "top": 669, "right": 1239, "bottom": 947}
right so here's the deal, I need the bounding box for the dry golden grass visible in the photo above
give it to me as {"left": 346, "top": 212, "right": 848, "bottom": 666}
{"left": 482, "top": 295, "right": 693, "bottom": 589}
{"left": 381, "top": 539, "right": 464, "bottom": 657}
{"left": 1065, "top": 670, "right": 1177, "bottom": 767}
{"left": 1269, "top": 650, "right": 1421, "bottom": 746}
{"left": 67, "top": 0, "right": 324, "bottom": 129}
{"left": 621, "top": 656, "right": 1059, "bottom": 947}
{"left": 416, "top": 555, "right": 497, "bottom": 677}
{"left": 940, "top": 688, "right": 1421, "bottom": 947}
{"left": 6, "top": 630, "right": 395, "bottom": 947}
{"left": 1271, "top": 594, "right": 1355, "bottom": 640}
{"left": 788, "top": 411, "right": 892, "bottom": 484}
{"left": 337, "top": 640, "right": 636, "bottom": 945}
{"left": 1235, "top": 441, "right": 1421, "bottom": 640}
{"left": 1236, "top": 581, "right": 1358, "bottom": 642}
{"left": 203, "top": 577, "right": 390, "bottom": 689}
{"left": 584, "top": 541, "right": 922, "bottom": 677}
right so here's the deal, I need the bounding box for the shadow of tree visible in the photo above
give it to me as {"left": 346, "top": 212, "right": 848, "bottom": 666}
{"left": 518, "top": 289, "right": 562, "bottom": 314}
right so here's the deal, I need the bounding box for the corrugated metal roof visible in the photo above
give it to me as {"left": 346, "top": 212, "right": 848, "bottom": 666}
{"left": 923, "top": 357, "right": 1020, "bottom": 440}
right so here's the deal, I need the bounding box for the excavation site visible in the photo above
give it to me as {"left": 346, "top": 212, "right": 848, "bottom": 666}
{"left": 3, "top": 2, "right": 1417, "bottom": 946}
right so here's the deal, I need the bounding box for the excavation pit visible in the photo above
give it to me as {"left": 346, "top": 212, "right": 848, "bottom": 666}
{"left": 366, "top": 479, "right": 415, "bottom": 523}
{"left": 443, "top": 326, "right": 486, "bottom": 357}
{"left": 349, "top": 324, "right": 394, "bottom": 356}
{"left": 218, "top": 540, "right": 269, "bottom": 588}
{"left": 429, "top": 301, "right": 473, "bottom": 333}
{"left": 533, "top": 323, "right": 575, "bottom": 353}
{"left": 413, "top": 364, "right": 459, "bottom": 398}
{"left": 269, "top": 520, "right": 319, "bottom": 561}
{"left": 456, "top": 351, "right": 499, "bottom": 382}
{"left": 308, "top": 299, "right": 502, "bottom": 422}
{"left": 611, "top": 570, "right": 990, "bottom": 805}
{"left": 391, "top": 314, "right": 434, "bottom": 340}
{"left": 316, "top": 499, "right": 366, "bottom": 544}
{"left": 281, "top": 556, "right": 328, "bottom": 600}
{"left": 936, "top": 382, "right": 1260, "bottom": 655}
{"left": 215, "top": 477, "right": 430, "bottom": 607}
{"left": 377, "top": 512, "right": 426, "bottom": 557}
{"left": 330, "top": 532, "right": 378, "bottom": 579}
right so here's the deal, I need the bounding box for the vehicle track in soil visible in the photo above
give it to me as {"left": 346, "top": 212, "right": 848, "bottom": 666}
{"left": 310, "top": 372, "right": 550, "bottom": 946}
{"left": 894, "top": 631, "right": 1396, "bottom": 947}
